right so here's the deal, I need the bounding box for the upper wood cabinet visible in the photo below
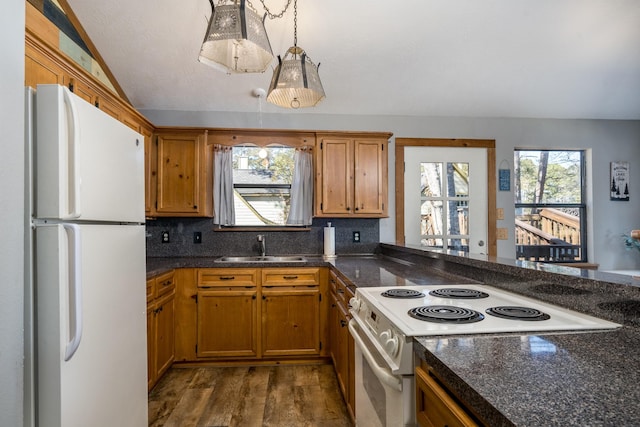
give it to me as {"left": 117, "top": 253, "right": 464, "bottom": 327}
{"left": 153, "top": 130, "right": 213, "bottom": 217}
{"left": 315, "top": 133, "right": 391, "bottom": 217}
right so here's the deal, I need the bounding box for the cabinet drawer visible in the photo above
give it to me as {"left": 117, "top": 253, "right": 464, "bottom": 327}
{"left": 262, "top": 268, "right": 320, "bottom": 286}
{"left": 198, "top": 268, "right": 259, "bottom": 288}
{"left": 155, "top": 270, "right": 175, "bottom": 297}
{"left": 330, "top": 269, "right": 354, "bottom": 305}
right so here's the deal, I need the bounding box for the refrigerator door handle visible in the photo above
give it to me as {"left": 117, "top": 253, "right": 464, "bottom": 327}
{"left": 63, "top": 223, "right": 83, "bottom": 361}
{"left": 62, "top": 87, "right": 82, "bottom": 219}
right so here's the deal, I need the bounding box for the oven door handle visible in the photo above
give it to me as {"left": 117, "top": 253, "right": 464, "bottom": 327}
{"left": 348, "top": 319, "right": 403, "bottom": 392}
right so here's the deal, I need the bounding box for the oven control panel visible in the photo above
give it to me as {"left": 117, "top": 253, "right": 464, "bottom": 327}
{"left": 352, "top": 296, "right": 405, "bottom": 361}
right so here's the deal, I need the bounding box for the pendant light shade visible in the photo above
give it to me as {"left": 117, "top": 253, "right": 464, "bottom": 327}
{"left": 198, "top": 0, "right": 273, "bottom": 73}
{"left": 267, "top": 46, "right": 325, "bottom": 108}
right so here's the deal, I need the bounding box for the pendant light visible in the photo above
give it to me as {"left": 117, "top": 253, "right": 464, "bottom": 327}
{"left": 267, "top": 0, "right": 325, "bottom": 108}
{"left": 198, "top": 0, "right": 273, "bottom": 73}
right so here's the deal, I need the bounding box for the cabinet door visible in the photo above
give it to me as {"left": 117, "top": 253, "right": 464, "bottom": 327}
{"left": 261, "top": 288, "right": 321, "bottom": 357}
{"left": 155, "top": 132, "right": 206, "bottom": 215}
{"left": 94, "top": 94, "right": 121, "bottom": 120}
{"left": 415, "top": 365, "right": 479, "bottom": 427}
{"left": 318, "top": 138, "right": 352, "bottom": 215}
{"left": 142, "top": 126, "right": 156, "bottom": 216}
{"left": 67, "top": 77, "right": 95, "bottom": 105}
{"left": 197, "top": 290, "right": 258, "bottom": 358}
{"left": 25, "top": 43, "right": 66, "bottom": 88}
{"left": 154, "top": 291, "right": 175, "bottom": 380}
{"left": 146, "top": 301, "right": 156, "bottom": 391}
{"left": 354, "top": 139, "right": 387, "bottom": 216}
{"left": 334, "top": 301, "right": 350, "bottom": 400}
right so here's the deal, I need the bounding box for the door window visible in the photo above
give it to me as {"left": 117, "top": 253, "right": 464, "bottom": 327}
{"left": 404, "top": 147, "right": 487, "bottom": 254}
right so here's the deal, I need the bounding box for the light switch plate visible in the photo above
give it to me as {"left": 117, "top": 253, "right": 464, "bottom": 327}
{"left": 496, "top": 208, "right": 504, "bottom": 220}
{"left": 496, "top": 228, "right": 508, "bottom": 240}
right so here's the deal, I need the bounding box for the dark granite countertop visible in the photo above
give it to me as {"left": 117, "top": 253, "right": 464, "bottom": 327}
{"left": 147, "top": 244, "right": 640, "bottom": 426}
{"left": 414, "top": 327, "right": 640, "bottom": 426}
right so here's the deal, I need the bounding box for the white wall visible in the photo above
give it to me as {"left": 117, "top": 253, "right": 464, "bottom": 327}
{"left": 1, "top": 0, "right": 25, "bottom": 425}
{"left": 143, "top": 109, "right": 640, "bottom": 271}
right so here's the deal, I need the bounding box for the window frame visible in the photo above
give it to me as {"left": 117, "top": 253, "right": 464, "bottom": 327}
{"left": 514, "top": 149, "right": 587, "bottom": 263}
{"left": 212, "top": 138, "right": 314, "bottom": 231}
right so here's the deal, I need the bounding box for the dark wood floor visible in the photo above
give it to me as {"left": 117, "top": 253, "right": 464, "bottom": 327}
{"left": 148, "top": 364, "right": 353, "bottom": 427}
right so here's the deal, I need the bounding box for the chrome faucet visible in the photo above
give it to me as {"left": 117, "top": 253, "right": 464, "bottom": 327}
{"left": 257, "top": 235, "right": 266, "bottom": 257}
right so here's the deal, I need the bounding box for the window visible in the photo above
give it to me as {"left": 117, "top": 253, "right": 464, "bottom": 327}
{"left": 232, "top": 145, "right": 295, "bottom": 226}
{"left": 514, "top": 150, "right": 586, "bottom": 262}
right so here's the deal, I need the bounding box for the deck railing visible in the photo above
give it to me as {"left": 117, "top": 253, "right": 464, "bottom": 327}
{"left": 515, "top": 208, "right": 581, "bottom": 261}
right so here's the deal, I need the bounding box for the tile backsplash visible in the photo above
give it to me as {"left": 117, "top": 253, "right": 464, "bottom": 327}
{"left": 146, "top": 217, "right": 379, "bottom": 258}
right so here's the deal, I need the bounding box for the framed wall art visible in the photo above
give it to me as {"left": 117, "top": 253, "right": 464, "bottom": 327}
{"left": 610, "top": 161, "right": 630, "bottom": 201}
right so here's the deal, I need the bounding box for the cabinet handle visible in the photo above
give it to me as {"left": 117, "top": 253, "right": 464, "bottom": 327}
{"left": 193, "top": 205, "right": 198, "bottom": 209}
{"left": 346, "top": 207, "right": 351, "bottom": 211}
{"left": 283, "top": 275, "right": 298, "bottom": 280}
{"left": 340, "top": 320, "right": 347, "bottom": 327}
{"left": 337, "top": 288, "right": 344, "bottom": 294}
{"left": 355, "top": 207, "right": 359, "bottom": 211}
{"left": 220, "top": 276, "right": 235, "bottom": 280}
{"left": 252, "top": 295, "right": 257, "bottom": 300}
{"left": 161, "top": 279, "right": 172, "bottom": 287}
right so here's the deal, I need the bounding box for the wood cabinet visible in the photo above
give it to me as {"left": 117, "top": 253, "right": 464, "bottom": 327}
{"left": 261, "top": 268, "right": 322, "bottom": 357}
{"left": 315, "top": 133, "right": 391, "bottom": 217}
{"left": 153, "top": 130, "right": 213, "bottom": 217}
{"left": 147, "top": 270, "right": 176, "bottom": 390}
{"left": 192, "top": 267, "right": 326, "bottom": 361}
{"left": 416, "top": 361, "right": 481, "bottom": 427}
{"left": 328, "top": 269, "right": 356, "bottom": 419}
{"left": 196, "top": 269, "right": 259, "bottom": 358}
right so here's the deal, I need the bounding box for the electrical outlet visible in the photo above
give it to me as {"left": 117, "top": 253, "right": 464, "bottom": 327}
{"left": 496, "top": 228, "right": 508, "bottom": 240}
{"left": 353, "top": 231, "right": 361, "bottom": 242}
{"left": 161, "top": 231, "right": 170, "bottom": 243}
{"left": 194, "top": 231, "right": 202, "bottom": 244}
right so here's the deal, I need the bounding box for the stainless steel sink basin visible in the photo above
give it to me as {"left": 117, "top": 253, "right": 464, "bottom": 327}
{"left": 215, "top": 255, "right": 307, "bottom": 263}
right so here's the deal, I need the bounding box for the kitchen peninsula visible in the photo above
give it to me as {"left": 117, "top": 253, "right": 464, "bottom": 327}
{"left": 147, "top": 243, "right": 640, "bottom": 426}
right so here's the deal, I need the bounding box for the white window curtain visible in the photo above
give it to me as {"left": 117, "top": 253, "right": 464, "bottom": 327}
{"left": 213, "top": 145, "right": 235, "bottom": 226}
{"left": 287, "top": 147, "right": 313, "bottom": 226}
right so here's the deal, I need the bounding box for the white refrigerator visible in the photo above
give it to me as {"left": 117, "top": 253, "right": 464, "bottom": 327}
{"left": 25, "top": 84, "right": 148, "bottom": 427}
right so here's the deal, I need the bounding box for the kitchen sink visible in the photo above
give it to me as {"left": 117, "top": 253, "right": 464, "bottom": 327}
{"left": 215, "top": 255, "right": 307, "bottom": 263}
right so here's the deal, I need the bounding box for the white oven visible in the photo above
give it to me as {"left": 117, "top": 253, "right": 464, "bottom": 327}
{"left": 348, "top": 284, "right": 620, "bottom": 427}
{"left": 349, "top": 318, "right": 415, "bottom": 426}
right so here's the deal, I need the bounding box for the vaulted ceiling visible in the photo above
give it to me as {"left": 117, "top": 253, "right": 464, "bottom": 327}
{"left": 65, "top": 0, "right": 640, "bottom": 120}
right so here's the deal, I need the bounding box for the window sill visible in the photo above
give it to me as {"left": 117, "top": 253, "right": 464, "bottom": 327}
{"left": 212, "top": 226, "right": 311, "bottom": 232}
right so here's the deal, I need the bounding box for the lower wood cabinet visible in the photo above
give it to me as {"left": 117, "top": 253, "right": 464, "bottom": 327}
{"left": 147, "top": 270, "right": 176, "bottom": 391}
{"left": 192, "top": 267, "right": 327, "bottom": 361}
{"left": 416, "top": 361, "right": 480, "bottom": 427}
{"left": 328, "top": 269, "right": 356, "bottom": 419}
{"left": 196, "top": 270, "right": 259, "bottom": 358}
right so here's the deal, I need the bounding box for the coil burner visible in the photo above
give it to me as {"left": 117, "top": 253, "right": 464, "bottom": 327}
{"left": 485, "top": 306, "right": 551, "bottom": 321}
{"left": 381, "top": 289, "right": 425, "bottom": 299}
{"left": 429, "top": 288, "right": 490, "bottom": 299}
{"left": 408, "top": 305, "right": 484, "bottom": 323}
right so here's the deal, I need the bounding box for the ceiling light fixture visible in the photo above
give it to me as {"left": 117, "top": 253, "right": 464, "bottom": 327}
{"left": 198, "top": 0, "right": 273, "bottom": 73}
{"left": 266, "top": 0, "right": 325, "bottom": 109}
